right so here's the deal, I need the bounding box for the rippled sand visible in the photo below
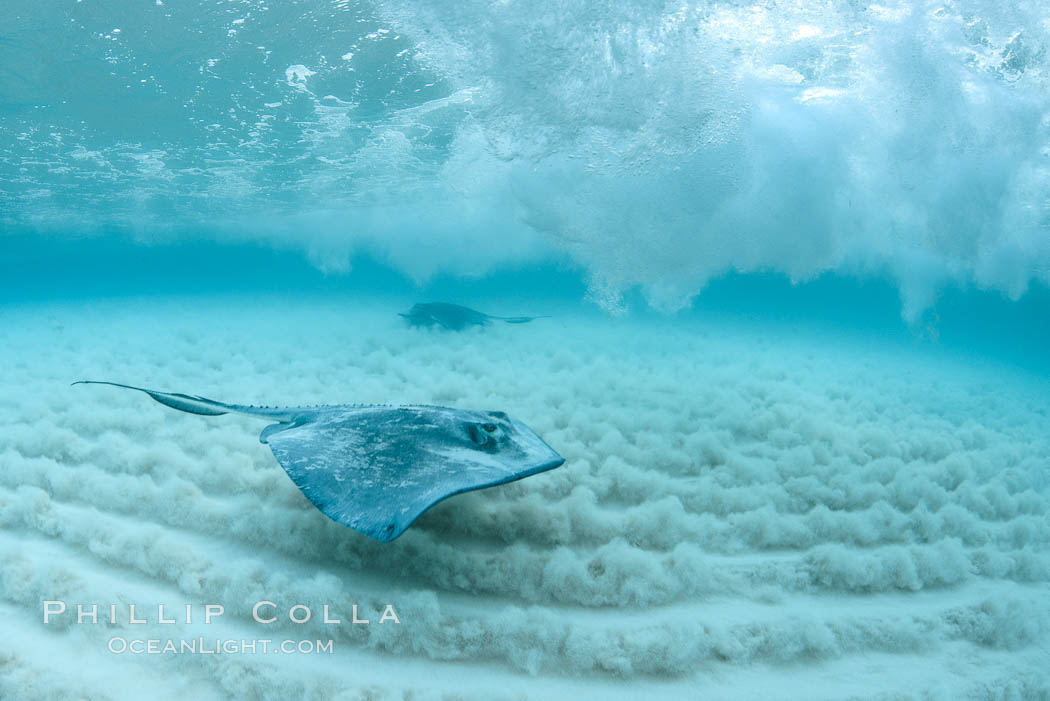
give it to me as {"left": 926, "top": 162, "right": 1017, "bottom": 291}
{"left": 1, "top": 296, "right": 1047, "bottom": 700}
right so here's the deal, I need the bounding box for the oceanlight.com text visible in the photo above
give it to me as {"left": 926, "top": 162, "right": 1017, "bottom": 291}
{"left": 107, "top": 637, "right": 335, "bottom": 655}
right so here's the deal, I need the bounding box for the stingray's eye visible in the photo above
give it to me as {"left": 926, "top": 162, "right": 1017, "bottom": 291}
{"left": 467, "top": 421, "right": 502, "bottom": 449}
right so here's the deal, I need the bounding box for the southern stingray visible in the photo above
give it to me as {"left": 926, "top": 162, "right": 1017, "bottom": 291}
{"left": 73, "top": 381, "right": 565, "bottom": 542}
{"left": 400, "top": 302, "right": 548, "bottom": 330}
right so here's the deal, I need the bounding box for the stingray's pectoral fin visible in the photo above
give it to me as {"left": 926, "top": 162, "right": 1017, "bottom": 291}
{"left": 73, "top": 380, "right": 233, "bottom": 416}
{"left": 262, "top": 418, "right": 565, "bottom": 543}
{"left": 268, "top": 430, "right": 419, "bottom": 542}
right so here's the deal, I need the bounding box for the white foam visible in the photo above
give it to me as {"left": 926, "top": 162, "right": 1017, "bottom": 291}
{"left": 5, "top": 2, "right": 1049, "bottom": 319}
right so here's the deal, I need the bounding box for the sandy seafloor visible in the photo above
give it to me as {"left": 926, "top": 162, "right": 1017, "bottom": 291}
{"left": 0, "top": 294, "right": 1048, "bottom": 701}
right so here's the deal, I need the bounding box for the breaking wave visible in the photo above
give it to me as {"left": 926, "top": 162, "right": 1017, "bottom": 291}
{"left": 3, "top": 1, "right": 1049, "bottom": 316}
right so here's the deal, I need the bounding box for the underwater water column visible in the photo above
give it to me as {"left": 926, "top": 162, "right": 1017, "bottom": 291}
{"left": 1, "top": 1, "right": 1049, "bottom": 699}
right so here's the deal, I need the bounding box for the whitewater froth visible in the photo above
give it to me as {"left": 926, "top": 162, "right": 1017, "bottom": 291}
{"left": 2, "top": 0, "right": 1048, "bottom": 315}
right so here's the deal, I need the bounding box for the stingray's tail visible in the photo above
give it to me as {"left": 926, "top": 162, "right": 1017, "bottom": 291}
{"left": 72, "top": 381, "right": 298, "bottom": 421}
{"left": 492, "top": 315, "right": 550, "bottom": 324}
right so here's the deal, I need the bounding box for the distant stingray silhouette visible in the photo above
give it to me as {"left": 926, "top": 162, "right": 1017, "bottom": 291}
{"left": 399, "top": 302, "right": 548, "bottom": 330}
{"left": 73, "top": 381, "right": 565, "bottom": 542}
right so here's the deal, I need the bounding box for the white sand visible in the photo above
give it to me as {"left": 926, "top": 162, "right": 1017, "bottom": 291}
{"left": 0, "top": 295, "right": 1047, "bottom": 700}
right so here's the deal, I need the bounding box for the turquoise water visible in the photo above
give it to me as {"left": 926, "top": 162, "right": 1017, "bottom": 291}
{"left": 4, "top": 234, "right": 1049, "bottom": 375}
{"left": 2, "top": 2, "right": 1050, "bottom": 699}
{"left": 4, "top": 1, "right": 1050, "bottom": 368}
